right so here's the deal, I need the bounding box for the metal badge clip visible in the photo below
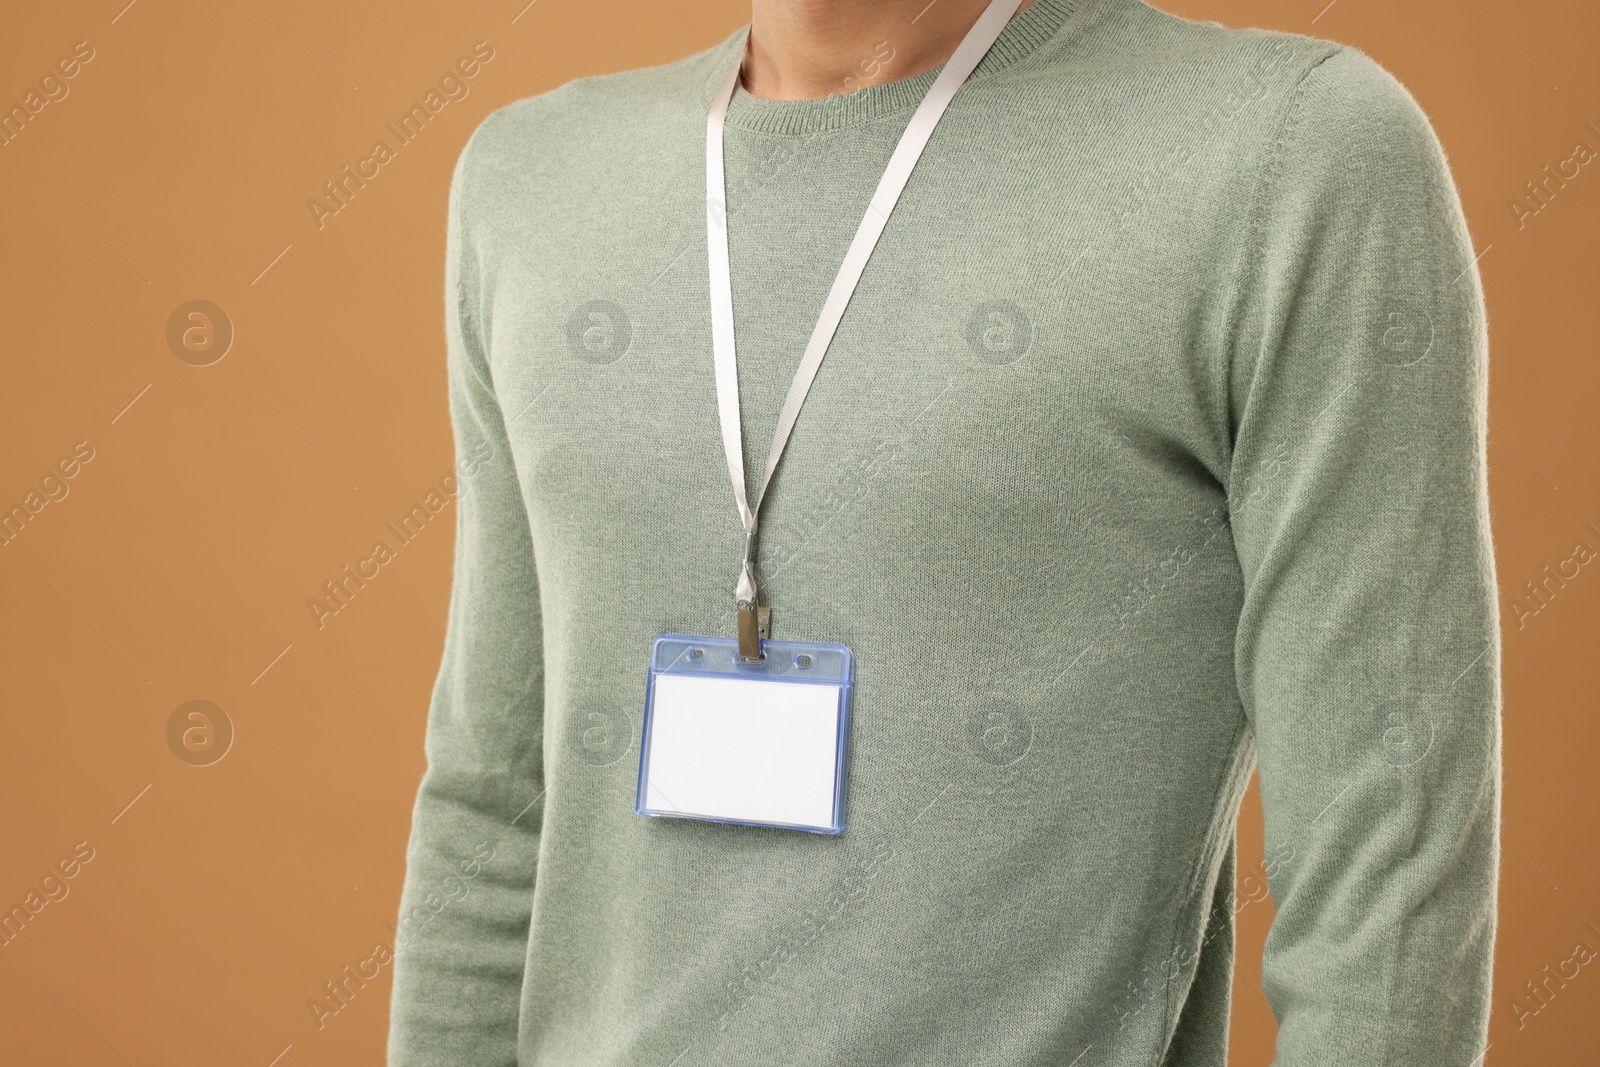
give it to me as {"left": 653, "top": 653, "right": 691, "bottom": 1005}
{"left": 735, "top": 527, "right": 770, "bottom": 662}
{"left": 736, "top": 600, "right": 770, "bottom": 662}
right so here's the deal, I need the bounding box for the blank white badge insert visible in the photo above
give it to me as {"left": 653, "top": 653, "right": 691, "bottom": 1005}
{"left": 642, "top": 670, "right": 844, "bottom": 832}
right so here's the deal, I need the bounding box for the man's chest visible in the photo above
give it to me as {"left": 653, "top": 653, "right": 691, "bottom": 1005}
{"left": 471, "top": 114, "right": 1245, "bottom": 577}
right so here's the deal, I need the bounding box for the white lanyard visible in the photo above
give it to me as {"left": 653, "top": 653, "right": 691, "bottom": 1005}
{"left": 707, "top": 0, "right": 1024, "bottom": 654}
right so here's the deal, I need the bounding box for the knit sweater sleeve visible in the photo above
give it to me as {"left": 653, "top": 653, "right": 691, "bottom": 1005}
{"left": 1225, "top": 46, "right": 1502, "bottom": 1064}
{"left": 387, "top": 119, "right": 545, "bottom": 1066}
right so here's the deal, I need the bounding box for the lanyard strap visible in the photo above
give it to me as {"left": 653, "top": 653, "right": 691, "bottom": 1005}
{"left": 707, "top": 0, "right": 1024, "bottom": 655}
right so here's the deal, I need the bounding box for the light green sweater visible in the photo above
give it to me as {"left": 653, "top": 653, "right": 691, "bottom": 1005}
{"left": 387, "top": 0, "right": 1502, "bottom": 1063}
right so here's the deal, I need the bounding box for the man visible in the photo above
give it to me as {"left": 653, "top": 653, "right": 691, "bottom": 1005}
{"left": 388, "top": 0, "right": 1501, "bottom": 1063}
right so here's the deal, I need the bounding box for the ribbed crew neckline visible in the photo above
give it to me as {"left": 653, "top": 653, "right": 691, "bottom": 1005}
{"left": 704, "top": 0, "right": 1090, "bottom": 135}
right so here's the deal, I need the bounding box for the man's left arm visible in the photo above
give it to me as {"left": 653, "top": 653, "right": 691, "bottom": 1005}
{"left": 1225, "top": 46, "right": 1502, "bottom": 1064}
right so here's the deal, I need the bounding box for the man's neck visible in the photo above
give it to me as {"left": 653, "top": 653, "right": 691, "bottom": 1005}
{"left": 741, "top": 0, "right": 1035, "bottom": 101}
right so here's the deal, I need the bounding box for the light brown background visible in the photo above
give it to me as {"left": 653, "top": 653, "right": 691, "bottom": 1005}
{"left": 1, "top": 1, "right": 1595, "bottom": 1064}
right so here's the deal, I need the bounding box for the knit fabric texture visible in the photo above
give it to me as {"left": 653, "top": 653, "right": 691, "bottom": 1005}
{"left": 387, "top": 0, "right": 1502, "bottom": 1063}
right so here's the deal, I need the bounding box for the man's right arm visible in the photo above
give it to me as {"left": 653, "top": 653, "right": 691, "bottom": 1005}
{"left": 388, "top": 123, "right": 546, "bottom": 1067}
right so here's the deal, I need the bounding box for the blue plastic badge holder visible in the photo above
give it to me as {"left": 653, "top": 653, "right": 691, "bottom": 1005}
{"left": 637, "top": 634, "right": 853, "bottom": 835}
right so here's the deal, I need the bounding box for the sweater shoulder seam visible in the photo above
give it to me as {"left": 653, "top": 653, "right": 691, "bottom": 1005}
{"left": 1216, "top": 43, "right": 1344, "bottom": 499}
